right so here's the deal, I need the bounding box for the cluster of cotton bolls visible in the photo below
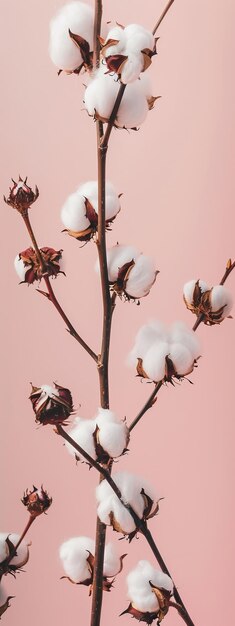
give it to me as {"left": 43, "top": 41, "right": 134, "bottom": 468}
{"left": 0, "top": 533, "right": 30, "bottom": 617}
{"left": 183, "top": 279, "right": 233, "bottom": 324}
{"left": 96, "top": 471, "right": 159, "bottom": 538}
{"left": 122, "top": 560, "right": 173, "bottom": 622}
{"left": 66, "top": 408, "right": 130, "bottom": 464}
{"left": 101, "top": 23, "right": 156, "bottom": 84}
{"left": 95, "top": 244, "right": 157, "bottom": 301}
{"left": 84, "top": 64, "right": 156, "bottom": 129}
{"left": 61, "top": 180, "right": 121, "bottom": 241}
{"left": 49, "top": 1, "right": 95, "bottom": 73}
{"left": 129, "top": 321, "right": 201, "bottom": 383}
{"left": 59, "top": 536, "right": 125, "bottom": 590}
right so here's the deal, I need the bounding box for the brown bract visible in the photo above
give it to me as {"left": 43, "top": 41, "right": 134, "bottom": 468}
{"left": 22, "top": 486, "right": 52, "bottom": 517}
{"left": 4, "top": 177, "right": 39, "bottom": 213}
{"left": 137, "top": 355, "right": 197, "bottom": 384}
{"left": 0, "top": 595, "right": 14, "bottom": 618}
{"left": 29, "top": 382, "right": 73, "bottom": 425}
{"left": 18, "top": 246, "right": 63, "bottom": 283}
{"left": 120, "top": 603, "right": 159, "bottom": 624}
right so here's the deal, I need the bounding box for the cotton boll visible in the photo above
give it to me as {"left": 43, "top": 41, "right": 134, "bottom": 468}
{"left": 126, "top": 255, "right": 157, "bottom": 298}
{"left": 0, "top": 533, "right": 29, "bottom": 568}
{"left": 103, "top": 26, "right": 126, "bottom": 56}
{"left": 66, "top": 418, "right": 96, "bottom": 460}
{"left": 124, "top": 24, "right": 155, "bottom": 51}
{"left": 128, "top": 322, "right": 168, "bottom": 365}
{"left": 14, "top": 255, "right": 27, "bottom": 282}
{"left": 78, "top": 180, "right": 120, "bottom": 220}
{"left": 142, "top": 341, "right": 169, "bottom": 381}
{"left": 103, "top": 543, "right": 122, "bottom": 577}
{"left": 61, "top": 191, "right": 90, "bottom": 232}
{"left": 117, "top": 82, "right": 148, "bottom": 128}
{"left": 106, "top": 245, "right": 139, "bottom": 282}
{"left": 169, "top": 343, "right": 195, "bottom": 376}
{"left": 183, "top": 279, "right": 209, "bottom": 306}
{"left": 120, "top": 53, "right": 144, "bottom": 85}
{"left": 210, "top": 285, "right": 233, "bottom": 317}
{"left": 49, "top": 1, "right": 94, "bottom": 71}
{"left": 127, "top": 560, "right": 173, "bottom": 612}
{"left": 170, "top": 322, "right": 201, "bottom": 360}
{"left": 98, "top": 421, "right": 129, "bottom": 458}
{"left": 59, "top": 536, "right": 95, "bottom": 583}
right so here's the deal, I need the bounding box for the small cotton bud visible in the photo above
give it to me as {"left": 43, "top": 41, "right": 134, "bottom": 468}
{"left": 59, "top": 536, "right": 125, "bottom": 590}
{"left": 14, "top": 247, "right": 63, "bottom": 284}
{"left": 29, "top": 383, "right": 73, "bottom": 425}
{"left": 130, "top": 321, "right": 201, "bottom": 383}
{"left": 0, "top": 586, "right": 14, "bottom": 618}
{"left": 49, "top": 2, "right": 94, "bottom": 73}
{"left": 22, "top": 486, "right": 52, "bottom": 517}
{"left": 0, "top": 533, "right": 29, "bottom": 575}
{"left": 121, "top": 560, "right": 173, "bottom": 622}
{"left": 4, "top": 177, "right": 39, "bottom": 213}
{"left": 96, "top": 471, "right": 160, "bottom": 539}
{"left": 61, "top": 180, "right": 121, "bottom": 241}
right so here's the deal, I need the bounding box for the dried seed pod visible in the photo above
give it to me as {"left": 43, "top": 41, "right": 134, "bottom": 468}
{"left": 29, "top": 383, "right": 73, "bottom": 425}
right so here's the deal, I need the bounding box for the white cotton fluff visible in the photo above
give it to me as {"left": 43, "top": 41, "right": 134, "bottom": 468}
{"left": 125, "top": 255, "right": 157, "bottom": 298}
{"left": 130, "top": 321, "right": 201, "bottom": 381}
{"left": 59, "top": 537, "right": 122, "bottom": 582}
{"left": 49, "top": 1, "right": 94, "bottom": 71}
{"left": 84, "top": 67, "right": 151, "bottom": 128}
{"left": 210, "top": 285, "right": 233, "bottom": 317}
{"left": 0, "top": 533, "right": 29, "bottom": 568}
{"left": 61, "top": 181, "right": 120, "bottom": 232}
{"left": 105, "top": 245, "right": 139, "bottom": 282}
{"left": 96, "top": 471, "right": 158, "bottom": 534}
{"left": 120, "top": 53, "right": 144, "bottom": 85}
{"left": 103, "top": 25, "right": 126, "bottom": 56}
{"left": 183, "top": 279, "right": 209, "bottom": 305}
{"left": 124, "top": 24, "right": 155, "bottom": 53}
{"left": 59, "top": 536, "right": 95, "bottom": 583}
{"left": 14, "top": 255, "right": 27, "bottom": 282}
{"left": 127, "top": 560, "right": 173, "bottom": 613}
{"left": 103, "top": 23, "right": 154, "bottom": 84}
{"left": 66, "top": 408, "right": 129, "bottom": 461}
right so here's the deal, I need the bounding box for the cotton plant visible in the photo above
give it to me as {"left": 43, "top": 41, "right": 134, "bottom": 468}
{"left": 3, "top": 0, "right": 235, "bottom": 625}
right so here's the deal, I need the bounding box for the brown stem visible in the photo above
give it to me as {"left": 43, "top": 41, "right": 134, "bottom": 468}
{"left": 129, "top": 381, "right": 162, "bottom": 432}
{"left": 20, "top": 211, "right": 97, "bottom": 361}
{"left": 152, "top": 0, "right": 176, "bottom": 35}
{"left": 57, "top": 426, "right": 194, "bottom": 626}
{"left": 102, "top": 83, "right": 126, "bottom": 148}
{"left": 43, "top": 276, "right": 97, "bottom": 362}
{"left": 93, "top": 0, "right": 102, "bottom": 69}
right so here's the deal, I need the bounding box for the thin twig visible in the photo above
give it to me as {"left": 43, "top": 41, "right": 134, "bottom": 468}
{"left": 20, "top": 211, "right": 97, "bottom": 362}
{"left": 93, "top": 0, "right": 102, "bottom": 69}
{"left": 152, "top": 0, "right": 176, "bottom": 35}
{"left": 129, "top": 382, "right": 162, "bottom": 432}
{"left": 57, "top": 425, "right": 195, "bottom": 626}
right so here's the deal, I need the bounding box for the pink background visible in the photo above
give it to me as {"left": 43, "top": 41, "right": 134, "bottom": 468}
{"left": 1, "top": 1, "right": 235, "bottom": 624}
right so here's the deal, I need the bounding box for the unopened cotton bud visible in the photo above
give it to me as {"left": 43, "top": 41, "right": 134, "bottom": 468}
{"left": 49, "top": 1, "right": 94, "bottom": 73}
{"left": 4, "top": 177, "right": 39, "bottom": 213}
{"left": 22, "top": 486, "right": 52, "bottom": 517}
{"left": 121, "top": 560, "right": 173, "bottom": 623}
{"left": 61, "top": 180, "right": 120, "bottom": 241}
{"left": 14, "top": 247, "right": 63, "bottom": 284}
{"left": 96, "top": 471, "right": 160, "bottom": 538}
{"left": 29, "top": 383, "right": 73, "bottom": 425}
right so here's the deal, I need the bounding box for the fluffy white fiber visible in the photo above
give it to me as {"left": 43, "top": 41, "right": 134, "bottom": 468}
{"left": 49, "top": 1, "right": 94, "bottom": 71}
{"left": 96, "top": 471, "right": 158, "bottom": 534}
{"left": 61, "top": 180, "right": 120, "bottom": 232}
{"left": 103, "top": 23, "right": 155, "bottom": 84}
{"left": 130, "top": 321, "right": 201, "bottom": 381}
{"left": 66, "top": 408, "right": 129, "bottom": 461}
{"left": 183, "top": 279, "right": 209, "bottom": 305}
{"left": 210, "top": 285, "right": 233, "bottom": 317}
{"left": 96, "top": 244, "right": 157, "bottom": 299}
{"left": 127, "top": 560, "right": 173, "bottom": 613}
{"left": 59, "top": 536, "right": 122, "bottom": 582}
{"left": 0, "top": 533, "right": 29, "bottom": 568}
{"left": 14, "top": 255, "right": 27, "bottom": 282}
{"left": 84, "top": 66, "right": 151, "bottom": 128}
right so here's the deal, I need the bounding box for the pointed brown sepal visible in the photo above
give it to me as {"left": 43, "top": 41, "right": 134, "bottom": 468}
{"left": 0, "top": 595, "right": 15, "bottom": 618}
{"left": 120, "top": 603, "right": 158, "bottom": 624}
{"left": 147, "top": 96, "right": 161, "bottom": 111}
{"left": 105, "top": 54, "right": 128, "bottom": 75}
{"left": 136, "top": 358, "right": 149, "bottom": 379}
{"left": 149, "top": 582, "right": 171, "bottom": 623}
{"left": 68, "top": 30, "right": 92, "bottom": 68}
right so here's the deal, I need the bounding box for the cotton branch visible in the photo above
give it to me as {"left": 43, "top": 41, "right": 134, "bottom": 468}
{"left": 20, "top": 209, "right": 97, "bottom": 362}
{"left": 152, "top": 0, "right": 176, "bottom": 35}
{"left": 57, "top": 425, "right": 195, "bottom": 626}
